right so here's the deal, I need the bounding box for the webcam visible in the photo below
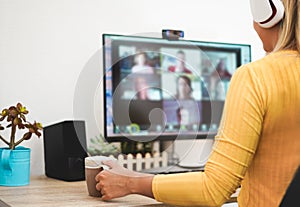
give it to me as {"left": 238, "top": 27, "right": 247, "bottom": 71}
{"left": 162, "top": 29, "right": 184, "bottom": 40}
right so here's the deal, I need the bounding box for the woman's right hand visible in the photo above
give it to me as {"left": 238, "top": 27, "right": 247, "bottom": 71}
{"left": 95, "top": 160, "right": 154, "bottom": 201}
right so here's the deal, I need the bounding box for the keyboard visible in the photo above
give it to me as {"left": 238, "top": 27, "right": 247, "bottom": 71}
{"left": 139, "top": 165, "right": 204, "bottom": 174}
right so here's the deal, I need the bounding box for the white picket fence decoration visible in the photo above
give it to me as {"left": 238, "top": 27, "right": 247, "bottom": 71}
{"left": 108, "top": 151, "right": 168, "bottom": 171}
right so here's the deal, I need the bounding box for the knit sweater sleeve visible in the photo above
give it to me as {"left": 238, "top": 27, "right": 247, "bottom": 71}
{"left": 152, "top": 65, "right": 265, "bottom": 207}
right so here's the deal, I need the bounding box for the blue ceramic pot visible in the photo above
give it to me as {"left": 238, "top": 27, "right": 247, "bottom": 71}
{"left": 0, "top": 146, "right": 31, "bottom": 186}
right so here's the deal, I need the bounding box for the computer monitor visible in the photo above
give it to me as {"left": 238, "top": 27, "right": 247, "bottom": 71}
{"left": 102, "top": 33, "right": 251, "bottom": 145}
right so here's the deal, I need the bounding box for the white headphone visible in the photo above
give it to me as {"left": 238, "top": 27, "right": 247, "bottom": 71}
{"left": 250, "top": 0, "right": 285, "bottom": 28}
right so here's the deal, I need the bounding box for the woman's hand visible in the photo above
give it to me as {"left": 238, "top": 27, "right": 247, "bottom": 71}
{"left": 95, "top": 160, "right": 131, "bottom": 200}
{"left": 95, "top": 160, "right": 154, "bottom": 201}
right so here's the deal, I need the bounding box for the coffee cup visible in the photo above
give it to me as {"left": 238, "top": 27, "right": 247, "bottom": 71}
{"left": 84, "top": 156, "right": 116, "bottom": 197}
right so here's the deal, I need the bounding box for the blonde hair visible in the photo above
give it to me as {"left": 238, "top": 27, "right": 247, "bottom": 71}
{"left": 274, "top": 0, "right": 300, "bottom": 52}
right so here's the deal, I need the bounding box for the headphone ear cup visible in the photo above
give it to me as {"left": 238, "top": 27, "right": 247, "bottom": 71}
{"left": 250, "top": 0, "right": 285, "bottom": 28}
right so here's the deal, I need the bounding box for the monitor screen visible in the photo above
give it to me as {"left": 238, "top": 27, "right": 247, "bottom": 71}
{"left": 103, "top": 33, "right": 251, "bottom": 142}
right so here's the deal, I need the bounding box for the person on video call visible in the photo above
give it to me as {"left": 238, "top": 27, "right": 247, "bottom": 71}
{"left": 176, "top": 106, "right": 200, "bottom": 130}
{"left": 213, "top": 58, "right": 232, "bottom": 80}
{"left": 210, "top": 58, "right": 232, "bottom": 99}
{"left": 168, "top": 50, "right": 192, "bottom": 74}
{"left": 214, "top": 80, "right": 226, "bottom": 100}
{"left": 176, "top": 106, "right": 189, "bottom": 126}
{"left": 131, "top": 52, "right": 154, "bottom": 74}
{"left": 95, "top": 1, "right": 300, "bottom": 206}
{"left": 175, "top": 75, "right": 194, "bottom": 100}
{"left": 133, "top": 76, "right": 151, "bottom": 100}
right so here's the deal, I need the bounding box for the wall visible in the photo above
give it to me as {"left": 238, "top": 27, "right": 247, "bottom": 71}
{"left": 0, "top": 0, "right": 265, "bottom": 175}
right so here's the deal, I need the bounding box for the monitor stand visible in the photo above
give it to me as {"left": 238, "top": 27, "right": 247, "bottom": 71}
{"left": 173, "top": 139, "right": 214, "bottom": 168}
{"left": 140, "top": 140, "right": 213, "bottom": 175}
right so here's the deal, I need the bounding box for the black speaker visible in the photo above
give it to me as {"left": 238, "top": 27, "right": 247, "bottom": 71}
{"left": 43, "top": 120, "right": 88, "bottom": 181}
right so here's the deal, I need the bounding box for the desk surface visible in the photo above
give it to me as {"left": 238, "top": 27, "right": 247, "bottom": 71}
{"left": 0, "top": 175, "right": 167, "bottom": 207}
{"left": 0, "top": 175, "right": 238, "bottom": 207}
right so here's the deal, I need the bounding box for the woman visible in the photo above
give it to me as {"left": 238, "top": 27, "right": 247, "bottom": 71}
{"left": 175, "top": 75, "right": 194, "bottom": 100}
{"left": 133, "top": 76, "right": 150, "bottom": 100}
{"left": 168, "top": 50, "right": 192, "bottom": 74}
{"left": 95, "top": 0, "right": 300, "bottom": 206}
{"left": 131, "top": 52, "right": 154, "bottom": 74}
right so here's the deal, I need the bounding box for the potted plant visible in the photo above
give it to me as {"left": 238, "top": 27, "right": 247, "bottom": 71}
{"left": 0, "top": 103, "right": 42, "bottom": 186}
{"left": 88, "top": 134, "right": 119, "bottom": 157}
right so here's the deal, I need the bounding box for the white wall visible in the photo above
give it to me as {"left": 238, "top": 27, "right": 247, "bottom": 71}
{"left": 0, "top": 0, "right": 265, "bottom": 175}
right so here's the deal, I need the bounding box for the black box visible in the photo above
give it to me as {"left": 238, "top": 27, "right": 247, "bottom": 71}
{"left": 43, "top": 120, "right": 88, "bottom": 181}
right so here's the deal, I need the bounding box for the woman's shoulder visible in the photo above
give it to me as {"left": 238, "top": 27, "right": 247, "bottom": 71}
{"left": 248, "top": 50, "right": 299, "bottom": 65}
{"left": 232, "top": 50, "right": 300, "bottom": 89}
{"left": 239, "top": 50, "right": 299, "bottom": 73}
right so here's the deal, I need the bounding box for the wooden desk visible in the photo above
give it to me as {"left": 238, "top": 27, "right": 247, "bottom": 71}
{"left": 0, "top": 175, "right": 167, "bottom": 207}
{"left": 0, "top": 176, "right": 238, "bottom": 207}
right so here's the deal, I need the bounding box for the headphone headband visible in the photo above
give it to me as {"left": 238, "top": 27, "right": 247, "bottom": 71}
{"left": 250, "top": 0, "right": 285, "bottom": 28}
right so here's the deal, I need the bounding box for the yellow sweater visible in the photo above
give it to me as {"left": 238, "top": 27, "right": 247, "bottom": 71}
{"left": 152, "top": 50, "right": 300, "bottom": 207}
